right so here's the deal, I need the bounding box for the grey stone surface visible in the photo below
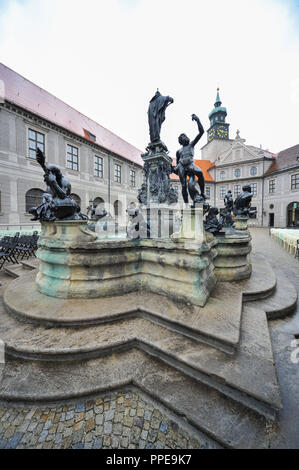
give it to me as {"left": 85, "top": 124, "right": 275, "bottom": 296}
{"left": 0, "top": 229, "right": 298, "bottom": 448}
{"left": 3, "top": 252, "right": 276, "bottom": 355}
{"left": 0, "top": 389, "right": 208, "bottom": 449}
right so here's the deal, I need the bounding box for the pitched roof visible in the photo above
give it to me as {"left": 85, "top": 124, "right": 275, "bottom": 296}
{"left": 170, "top": 159, "right": 215, "bottom": 182}
{"left": 265, "top": 144, "right": 299, "bottom": 175}
{"left": 0, "top": 63, "right": 143, "bottom": 166}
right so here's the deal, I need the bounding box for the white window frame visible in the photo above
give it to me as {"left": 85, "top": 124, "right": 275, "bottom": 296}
{"left": 66, "top": 142, "right": 80, "bottom": 172}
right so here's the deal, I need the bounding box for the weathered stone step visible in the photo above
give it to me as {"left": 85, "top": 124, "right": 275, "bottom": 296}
{"left": 0, "top": 352, "right": 275, "bottom": 449}
{"left": 239, "top": 253, "right": 277, "bottom": 301}
{"left": 0, "top": 296, "right": 281, "bottom": 420}
{"left": 20, "top": 259, "right": 39, "bottom": 270}
{"left": 247, "top": 274, "right": 297, "bottom": 320}
{"left": 3, "top": 253, "right": 277, "bottom": 356}
{"left": 3, "top": 265, "right": 22, "bottom": 279}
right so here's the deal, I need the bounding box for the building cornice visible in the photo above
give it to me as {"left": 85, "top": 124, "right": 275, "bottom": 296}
{"left": 265, "top": 164, "right": 299, "bottom": 178}
{"left": 1, "top": 101, "right": 143, "bottom": 169}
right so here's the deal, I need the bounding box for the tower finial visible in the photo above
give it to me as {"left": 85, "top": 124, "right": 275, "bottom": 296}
{"left": 215, "top": 88, "right": 221, "bottom": 107}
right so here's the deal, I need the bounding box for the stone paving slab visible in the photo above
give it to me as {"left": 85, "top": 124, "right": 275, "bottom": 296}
{"left": 0, "top": 388, "right": 215, "bottom": 449}
{"left": 0, "top": 353, "right": 277, "bottom": 449}
{"left": 0, "top": 297, "right": 281, "bottom": 418}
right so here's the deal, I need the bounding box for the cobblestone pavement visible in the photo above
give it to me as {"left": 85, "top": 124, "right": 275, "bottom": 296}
{"left": 0, "top": 389, "right": 213, "bottom": 449}
{"left": 250, "top": 228, "right": 299, "bottom": 448}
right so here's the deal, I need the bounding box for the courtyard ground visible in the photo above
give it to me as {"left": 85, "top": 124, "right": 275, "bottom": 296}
{"left": 250, "top": 227, "right": 299, "bottom": 448}
{"left": 0, "top": 227, "right": 298, "bottom": 449}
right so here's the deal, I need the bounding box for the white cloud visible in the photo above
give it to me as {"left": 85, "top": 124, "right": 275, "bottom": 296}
{"left": 0, "top": 0, "right": 299, "bottom": 155}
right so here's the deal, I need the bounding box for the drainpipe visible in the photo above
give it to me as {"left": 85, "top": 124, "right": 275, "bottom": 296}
{"left": 108, "top": 153, "right": 111, "bottom": 205}
{"left": 261, "top": 157, "right": 265, "bottom": 227}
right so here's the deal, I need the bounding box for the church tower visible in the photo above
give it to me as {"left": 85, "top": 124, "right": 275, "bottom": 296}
{"left": 207, "top": 88, "right": 230, "bottom": 142}
{"left": 201, "top": 89, "right": 232, "bottom": 162}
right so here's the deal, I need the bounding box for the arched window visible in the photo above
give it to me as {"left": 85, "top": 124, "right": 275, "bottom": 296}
{"left": 114, "top": 200, "right": 122, "bottom": 217}
{"left": 250, "top": 167, "right": 257, "bottom": 176}
{"left": 220, "top": 171, "right": 225, "bottom": 180}
{"left": 93, "top": 197, "right": 105, "bottom": 208}
{"left": 25, "top": 188, "right": 44, "bottom": 213}
{"left": 235, "top": 168, "right": 241, "bottom": 178}
{"left": 70, "top": 193, "right": 81, "bottom": 207}
{"left": 287, "top": 202, "right": 299, "bottom": 227}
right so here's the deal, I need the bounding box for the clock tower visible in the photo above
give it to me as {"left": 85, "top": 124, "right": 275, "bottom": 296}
{"left": 207, "top": 89, "right": 230, "bottom": 142}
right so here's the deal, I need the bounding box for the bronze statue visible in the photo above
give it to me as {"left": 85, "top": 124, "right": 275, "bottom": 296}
{"left": 173, "top": 114, "right": 206, "bottom": 206}
{"left": 29, "top": 148, "right": 87, "bottom": 221}
{"left": 233, "top": 184, "right": 256, "bottom": 217}
{"left": 220, "top": 190, "right": 235, "bottom": 227}
{"left": 204, "top": 206, "right": 223, "bottom": 234}
{"left": 148, "top": 90, "right": 173, "bottom": 143}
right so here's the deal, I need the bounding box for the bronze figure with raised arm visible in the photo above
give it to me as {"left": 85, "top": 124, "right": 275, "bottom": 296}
{"left": 173, "top": 114, "right": 206, "bottom": 206}
{"left": 29, "top": 148, "right": 87, "bottom": 221}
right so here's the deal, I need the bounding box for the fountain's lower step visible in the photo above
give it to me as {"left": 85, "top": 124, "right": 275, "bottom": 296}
{"left": 4, "top": 253, "right": 276, "bottom": 355}
{"left": 0, "top": 257, "right": 284, "bottom": 420}
{"left": 0, "top": 351, "right": 278, "bottom": 449}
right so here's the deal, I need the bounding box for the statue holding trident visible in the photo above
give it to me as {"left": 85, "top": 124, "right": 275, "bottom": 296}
{"left": 173, "top": 114, "right": 207, "bottom": 206}
{"left": 148, "top": 90, "right": 174, "bottom": 145}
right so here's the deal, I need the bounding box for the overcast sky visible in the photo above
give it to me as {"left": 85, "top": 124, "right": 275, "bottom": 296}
{"left": 0, "top": 0, "right": 299, "bottom": 157}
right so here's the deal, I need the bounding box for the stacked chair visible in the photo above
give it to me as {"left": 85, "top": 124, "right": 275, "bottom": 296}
{"left": 0, "top": 231, "right": 39, "bottom": 269}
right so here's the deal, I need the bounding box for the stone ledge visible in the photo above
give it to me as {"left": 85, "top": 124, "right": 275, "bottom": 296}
{"left": 0, "top": 352, "right": 275, "bottom": 449}
{"left": 0, "top": 300, "right": 282, "bottom": 417}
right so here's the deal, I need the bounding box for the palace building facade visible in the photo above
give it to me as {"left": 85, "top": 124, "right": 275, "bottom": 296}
{"left": 1, "top": 64, "right": 298, "bottom": 230}
{"left": 172, "top": 89, "right": 299, "bottom": 228}
{"left": 0, "top": 63, "right": 144, "bottom": 229}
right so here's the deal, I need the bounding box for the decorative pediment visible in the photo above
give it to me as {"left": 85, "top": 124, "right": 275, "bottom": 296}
{"left": 215, "top": 131, "right": 263, "bottom": 166}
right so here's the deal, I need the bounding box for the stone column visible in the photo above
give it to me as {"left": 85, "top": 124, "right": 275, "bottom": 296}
{"left": 137, "top": 141, "right": 178, "bottom": 238}
{"left": 171, "top": 205, "right": 205, "bottom": 243}
{"left": 8, "top": 178, "right": 20, "bottom": 225}
{"left": 235, "top": 216, "right": 249, "bottom": 231}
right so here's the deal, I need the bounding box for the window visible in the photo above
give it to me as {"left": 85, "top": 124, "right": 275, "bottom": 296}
{"left": 291, "top": 174, "right": 299, "bottom": 190}
{"left": 114, "top": 200, "right": 122, "bottom": 217}
{"left": 25, "top": 188, "right": 44, "bottom": 212}
{"left": 235, "top": 168, "right": 241, "bottom": 178}
{"left": 130, "top": 169, "right": 136, "bottom": 187}
{"left": 220, "top": 187, "right": 226, "bottom": 199}
{"left": 67, "top": 144, "right": 79, "bottom": 171}
{"left": 251, "top": 183, "right": 257, "bottom": 196}
{"left": 234, "top": 185, "right": 241, "bottom": 197}
{"left": 220, "top": 171, "right": 225, "bottom": 180}
{"left": 250, "top": 207, "right": 257, "bottom": 219}
{"left": 206, "top": 186, "right": 210, "bottom": 199}
{"left": 269, "top": 179, "right": 276, "bottom": 193}
{"left": 94, "top": 197, "right": 105, "bottom": 208}
{"left": 28, "top": 129, "right": 45, "bottom": 159}
{"left": 114, "top": 164, "right": 121, "bottom": 183}
{"left": 250, "top": 167, "right": 257, "bottom": 176}
{"left": 94, "top": 156, "right": 103, "bottom": 178}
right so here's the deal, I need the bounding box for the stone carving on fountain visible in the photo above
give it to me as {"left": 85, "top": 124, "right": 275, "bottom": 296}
{"left": 29, "top": 148, "right": 87, "bottom": 221}
{"left": 138, "top": 90, "right": 178, "bottom": 206}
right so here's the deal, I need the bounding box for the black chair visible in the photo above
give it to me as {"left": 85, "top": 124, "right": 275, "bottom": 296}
{"left": 0, "top": 236, "right": 19, "bottom": 269}
{"left": 15, "top": 233, "right": 39, "bottom": 260}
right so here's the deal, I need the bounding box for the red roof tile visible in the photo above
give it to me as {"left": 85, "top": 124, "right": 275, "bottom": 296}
{"left": 170, "top": 159, "right": 215, "bottom": 182}
{"left": 265, "top": 144, "right": 299, "bottom": 175}
{"left": 0, "top": 63, "right": 143, "bottom": 166}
